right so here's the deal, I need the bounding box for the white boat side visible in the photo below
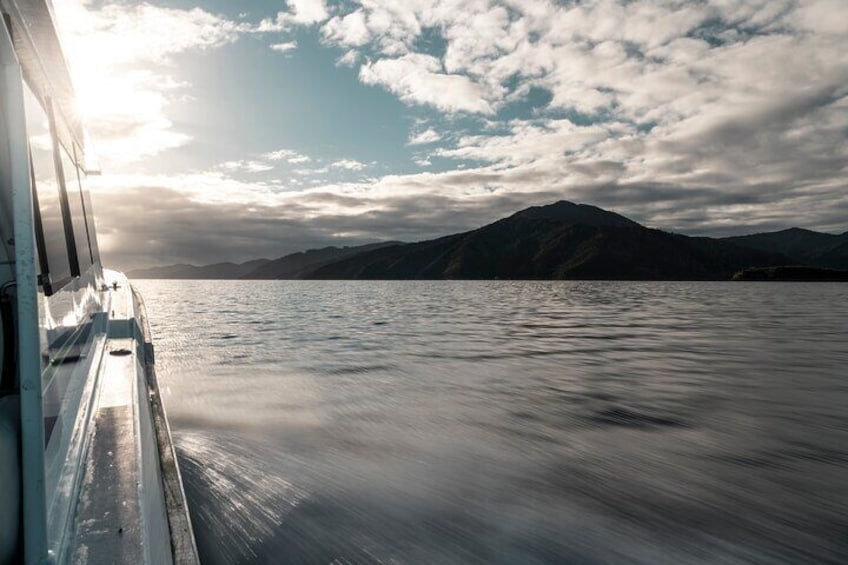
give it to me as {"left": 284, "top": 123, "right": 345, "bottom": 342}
{"left": 0, "top": 1, "right": 199, "bottom": 563}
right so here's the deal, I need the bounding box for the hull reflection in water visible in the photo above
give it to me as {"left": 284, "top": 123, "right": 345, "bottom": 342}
{"left": 135, "top": 280, "right": 848, "bottom": 565}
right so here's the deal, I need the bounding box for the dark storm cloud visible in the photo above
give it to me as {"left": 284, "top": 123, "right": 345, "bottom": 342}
{"left": 96, "top": 176, "right": 848, "bottom": 271}
{"left": 93, "top": 187, "right": 569, "bottom": 269}
{"left": 93, "top": 187, "right": 328, "bottom": 269}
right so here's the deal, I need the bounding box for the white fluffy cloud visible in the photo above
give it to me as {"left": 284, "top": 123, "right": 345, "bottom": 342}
{"left": 264, "top": 149, "right": 312, "bottom": 163}
{"left": 322, "top": 10, "right": 371, "bottom": 46}
{"left": 330, "top": 159, "right": 368, "bottom": 171}
{"left": 407, "top": 128, "right": 442, "bottom": 145}
{"left": 218, "top": 160, "right": 275, "bottom": 174}
{"left": 270, "top": 40, "right": 298, "bottom": 53}
{"left": 360, "top": 53, "right": 494, "bottom": 114}
{"left": 287, "top": 0, "right": 329, "bottom": 24}
{"left": 257, "top": 0, "right": 329, "bottom": 30}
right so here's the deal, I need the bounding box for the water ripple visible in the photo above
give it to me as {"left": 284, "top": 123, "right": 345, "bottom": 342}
{"left": 134, "top": 280, "right": 848, "bottom": 564}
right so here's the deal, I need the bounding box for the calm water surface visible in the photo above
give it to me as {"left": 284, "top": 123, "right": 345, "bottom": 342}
{"left": 133, "top": 280, "right": 848, "bottom": 564}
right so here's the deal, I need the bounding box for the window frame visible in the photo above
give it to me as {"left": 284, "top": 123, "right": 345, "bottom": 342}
{"left": 58, "top": 142, "right": 92, "bottom": 274}
{"left": 28, "top": 145, "right": 60, "bottom": 295}
{"left": 45, "top": 96, "right": 82, "bottom": 279}
{"left": 27, "top": 92, "right": 76, "bottom": 296}
{"left": 72, "top": 143, "right": 99, "bottom": 267}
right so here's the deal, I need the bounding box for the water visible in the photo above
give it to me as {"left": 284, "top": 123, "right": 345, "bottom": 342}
{"left": 133, "top": 280, "right": 848, "bottom": 564}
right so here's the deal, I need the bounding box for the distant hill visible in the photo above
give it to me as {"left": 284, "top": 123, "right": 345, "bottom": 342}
{"left": 127, "top": 201, "right": 846, "bottom": 281}
{"left": 307, "top": 201, "right": 787, "bottom": 280}
{"left": 127, "top": 242, "right": 401, "bottom": 280}
{"left": 733, "top": 266, "right": 848, "bottom": 281}
{"left": 244, "top": 242, "right": 402, "bottom": 279}
{"left": 722, "top": 228, "right": 848, "bottom": 270}
{"left": 816, "top": 237, "right": 848, "bottom": 270}
{"left": 127, "top": 258, "right": 271, "bottom": 279}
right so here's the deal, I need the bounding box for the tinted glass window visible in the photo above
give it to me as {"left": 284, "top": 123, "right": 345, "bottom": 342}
{"left": 23, "top": 84, "right": 72, "bottom": 293}
{"left": 60, "top": 147, "right": 91, "bottom": 274}
{"left": 79, "top": 180, "right": 100, "bottom": 266}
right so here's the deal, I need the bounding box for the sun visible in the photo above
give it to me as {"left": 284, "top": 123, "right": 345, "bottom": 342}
{"left": 50, "top": 0, "right": 190, "bottom": 168}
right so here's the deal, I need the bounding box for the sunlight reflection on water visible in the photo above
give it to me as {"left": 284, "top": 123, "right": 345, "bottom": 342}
{"left": 134, "top": 280, "right": 848, "bottom": 564}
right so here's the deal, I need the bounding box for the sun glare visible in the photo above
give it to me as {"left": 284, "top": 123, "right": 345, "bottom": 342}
{"left": 51, "top": 1, "right": 191, "bottom": 167}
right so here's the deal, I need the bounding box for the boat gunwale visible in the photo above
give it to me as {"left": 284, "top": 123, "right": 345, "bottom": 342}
{"left": 131, "top": 284, "right": 200, "bottom": 565}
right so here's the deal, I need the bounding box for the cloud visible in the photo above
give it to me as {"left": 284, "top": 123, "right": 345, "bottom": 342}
{"left": 795, "top": 0, "right": 848, "bottom": 35}
{"left": 314, "top": 0, "right": 847, "bottom": 230}
{"left": 91, "top": 186, "right": 325, "bottom": 269}
{"left": 322, "top": 10, "right": 371, "bottom": 46}
{"left": 330, "top": 159, "right": 368, "bottom": 171}
{"left": 91, "top": 183, "right": 569, "bottom": 270}
{"left": 407, "top": 128, "right": 442, "bottom": 145}
{"left": 293, "top": 166, "right": 329, "bottom": 176}
{"left": 286, "top": 0, "right": 329, "bottom": 25}
{"left": 359, "top": 53, "right": 494, "bottom": 114}
{"left": 435, "top": 119, "right": 616, "bottom": 167}
{"left": 263, "top": 149, "right": 312, "bottom": 164}
{"left": 215, "top": 149, "right": 321, "bottom": 174}
{"left": 258, "top": 0, "right": 330, "bottom": 31}
{"left": 336, "top": 49, "right": 361, "bottom": 67}
{"left": 91, "top": 140, "right": 848, "bottom": 269}
{"left": 56, "top": 2, "right": 247, "bottom": 66}
{"left": 270, "top": 41, "right": 298, "bottom": 53}
{"left": 62, "top": 1, "right": 848, "bottom": 268}
{"left": 218, "top": 160, "right": 275, "bottom": 173}
{"left": 53, "top": 1, "right": 255, "bottom": 166}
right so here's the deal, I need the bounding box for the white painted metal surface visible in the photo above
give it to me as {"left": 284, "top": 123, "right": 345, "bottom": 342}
{"left": 1, "top": 16, "right": 49, "bottom": 564}
{"left": 63, "top": 272, "right": 196, "bottom": 564}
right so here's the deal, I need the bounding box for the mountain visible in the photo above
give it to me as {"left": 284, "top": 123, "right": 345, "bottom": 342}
{"left": 244, "top": 242, "right": 402, "bottom": 279}
{"left": 126, "top": 243, "right": 401, "bottom": 280}
{"left": 815, "top": 236, "right": 848, "bottom": 269}
{"left": 307, "top": 201, "right": 787, "bottom": 280}
{"left": 127, "top": 201, "right": 846, "bottom": 281}
{"left": 722, "top": 228, "right": 848, "bottom": 269}
{"left": 732, "top": 266, "right": 848, "bottom": 281}
{"left": 511, "top": 200, "right": 639, "bottom": 227}
{"left": 127, "top": 258, "right": 271, "bottom": 279}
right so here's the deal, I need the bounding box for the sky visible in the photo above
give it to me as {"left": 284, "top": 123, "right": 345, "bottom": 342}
{"left": 52, "top": 0, "right": 848, "bottom": 269}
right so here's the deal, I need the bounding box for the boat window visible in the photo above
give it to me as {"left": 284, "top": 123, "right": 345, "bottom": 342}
{"left": 81, "top": 187, "right": 100, "bottom": 266}
{"left": 23, "top": 84, "right": 72, "bottom": 295}
{"left": 73, "top": 146, "right": 100, "bottom": 267}
{"left": 59, "top": 147, "right": 92, "bottom": 274}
